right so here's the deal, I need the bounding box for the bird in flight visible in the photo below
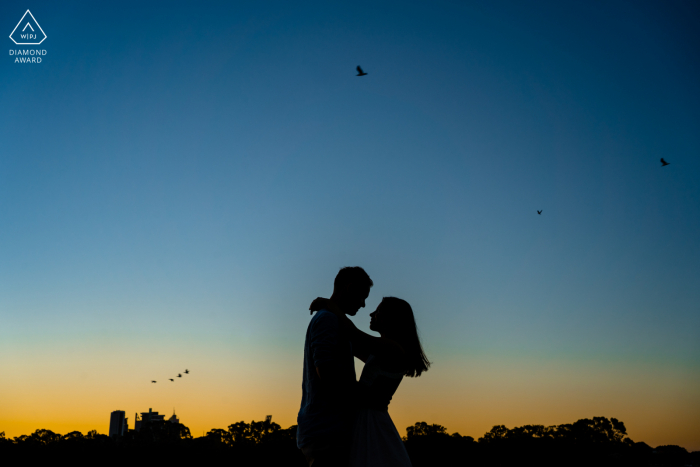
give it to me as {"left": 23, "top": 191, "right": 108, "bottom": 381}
{"left": 177, "top": 374, "right": 182, "bottom": 378}
{"left": 184, "top": 369, "right": 189, "bottom": 374}
{"left": 537, "top": 210, "right": 542, "bottom": 215}
{"left": 152, "top": 381, "right": 157, "bottom": 383}
{"left": 356, "top": 66, "right": 367, "bottom": 76}
{"left": 661, "top": 158, "right": 670, "bottom": 166}
{"left": 169, "top": 379, "right": 174, "bottom": 382}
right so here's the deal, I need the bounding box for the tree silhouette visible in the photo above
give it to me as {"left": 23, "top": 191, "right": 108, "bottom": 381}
{"left": 564, "top": 416, "right": 627, "bottom": 443}
{"left": 480, "top": 424, "right": 509, "bottom": 441}
{"left": 30, "top": 429, "right": 61, "bottom": 445}
{"left": 249, "top": 416, "right": 281, "bottom": 443}
{"left": 204, "top": 428, "right": 231, "bottom": 445}
{"left": 208, "top": 416, "right": 286, "bottom": 446}
{"left": 0, "top": 415, "right": 693, "bottom": 467}
{"left": 61, "top": 431, "right": 84, "bottom": 441}
{"left": 405, "top": 421, "right": 448, "bottom": 438}
{"left": 227, "top": 421, "right": 254, "bottom": 444}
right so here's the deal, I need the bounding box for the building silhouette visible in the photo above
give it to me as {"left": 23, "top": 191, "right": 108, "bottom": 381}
{"left": 109, "top": 410, "right": 128, "bottom": 438}
{"left": 134, "top": 408, "right": 166, "bottom": 432}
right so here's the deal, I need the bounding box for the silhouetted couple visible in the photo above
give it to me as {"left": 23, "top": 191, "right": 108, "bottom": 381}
{"left": 297, "top": 267, "right": 430, "bottom": 467}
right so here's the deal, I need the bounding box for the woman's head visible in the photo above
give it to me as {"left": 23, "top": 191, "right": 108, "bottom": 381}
{"left": 370, "top": 297, "right": 430, "bottom": 377}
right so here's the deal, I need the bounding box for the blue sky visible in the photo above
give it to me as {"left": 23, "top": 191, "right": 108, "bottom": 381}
{"left": 1, "top": 0, "right": 698, "bottom": 448}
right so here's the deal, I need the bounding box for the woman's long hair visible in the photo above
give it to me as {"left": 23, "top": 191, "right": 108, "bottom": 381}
{"left": 381, "top": 297, "right": 430, "bottom": 377}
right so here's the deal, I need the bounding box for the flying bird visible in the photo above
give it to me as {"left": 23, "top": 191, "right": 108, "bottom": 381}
{"left": 356, "top": 66, "right": 367, "bottom": 76}
{"left": 169, "top": 379, "right": 174, "bottom": 382}
{"left": 152, "top": 381, "right": 157, "bottom": 383}
{"left": 184, "top": 369, "right": 189, "bottom": 374}
{"left": 177, "top": 374, "right": 182, "bottom": 378}
{"left": 661, "top": 158, "right": 670, "bottom": 166}
{"left": 537, "top": 210, "right": 542, "bottom": 215}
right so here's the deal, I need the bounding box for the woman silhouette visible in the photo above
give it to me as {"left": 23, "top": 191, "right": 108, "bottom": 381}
{"left": 309, "top": 296, "right": 430, "bottom": 467}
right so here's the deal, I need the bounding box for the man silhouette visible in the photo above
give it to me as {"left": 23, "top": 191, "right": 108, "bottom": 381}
{"left": 297, "top": 266, "right": 373, "bottom": 467}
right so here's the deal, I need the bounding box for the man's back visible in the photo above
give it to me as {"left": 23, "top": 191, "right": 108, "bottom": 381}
{"left": 297, "top": 309, "right": 356, "bottom": 449}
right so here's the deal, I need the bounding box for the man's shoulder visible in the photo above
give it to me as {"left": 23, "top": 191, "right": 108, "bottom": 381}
{"left": 309, "top": 309, "right": 340, "bottom": 330}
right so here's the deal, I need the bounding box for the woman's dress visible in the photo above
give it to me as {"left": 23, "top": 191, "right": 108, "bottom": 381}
{"left": 350, "top": 354, "right": 413, "bottom": 467}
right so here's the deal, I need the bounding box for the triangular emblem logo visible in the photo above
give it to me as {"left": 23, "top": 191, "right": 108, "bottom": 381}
{"left": 9, "top": 10, "right": 47, "bottom": 45}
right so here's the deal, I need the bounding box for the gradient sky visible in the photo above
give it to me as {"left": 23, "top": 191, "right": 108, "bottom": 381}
{"left": 1, "top": 0, "right": 699, "bottom": 450}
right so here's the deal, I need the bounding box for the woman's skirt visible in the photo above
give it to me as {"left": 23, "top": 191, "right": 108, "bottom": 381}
{"left": 350, "top": 408, "right": 412, "bottom": 467}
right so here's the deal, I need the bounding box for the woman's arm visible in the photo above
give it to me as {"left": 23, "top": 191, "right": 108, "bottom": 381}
{"left": 309, "top": 298, "right": 370, "bottom": 361}
{"left": 309, "top": 297, "right": 405, "bottom": 362}
{"left": 350, "top": 338, "right": 372, "bottom": 363}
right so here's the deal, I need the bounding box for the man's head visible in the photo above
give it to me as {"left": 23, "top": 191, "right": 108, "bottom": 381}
{"left": 330, "top": 266, "right": 373, "bottom": 316}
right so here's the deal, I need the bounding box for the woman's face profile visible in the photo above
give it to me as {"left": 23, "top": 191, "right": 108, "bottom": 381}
{"left": 369, "top": 302, "right": 389, "bottom": 333}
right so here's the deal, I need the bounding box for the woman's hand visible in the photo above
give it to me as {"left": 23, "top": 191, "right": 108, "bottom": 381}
{"left": 309, "top": 297, "right": 342, "bottom": 317}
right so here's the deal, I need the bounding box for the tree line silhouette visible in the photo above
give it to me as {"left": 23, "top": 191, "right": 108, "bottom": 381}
{"left": 1, "top": 416, "right": 697, "bottom": 466}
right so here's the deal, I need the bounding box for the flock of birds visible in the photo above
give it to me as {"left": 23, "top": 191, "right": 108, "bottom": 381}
{"left": 151, "top": 369, "right": 189, "bottom": 383}
{"left": 148, "top": 70, "right": 674, "bottom": 384}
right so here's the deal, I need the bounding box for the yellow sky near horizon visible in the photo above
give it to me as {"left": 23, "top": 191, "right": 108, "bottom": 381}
{"left": 2, "top": 350, "right": 698, "bottom": 451}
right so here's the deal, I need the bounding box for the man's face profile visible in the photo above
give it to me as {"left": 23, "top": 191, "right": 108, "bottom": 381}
{"left": 344, "top": 285, "right": 370, "bottom": 316}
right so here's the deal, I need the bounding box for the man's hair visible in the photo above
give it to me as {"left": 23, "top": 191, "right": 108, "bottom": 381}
{"left": 334, "top": 266, "right": 373, "bottom": 291}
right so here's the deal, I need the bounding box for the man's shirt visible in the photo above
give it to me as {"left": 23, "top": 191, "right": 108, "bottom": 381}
{"left": 297, "top": 309, "right": 356, "bottom": 449}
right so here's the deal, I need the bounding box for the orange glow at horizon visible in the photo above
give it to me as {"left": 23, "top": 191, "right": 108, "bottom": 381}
{"left": 2, "top": 350, "right": 698, "bottom": 451}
